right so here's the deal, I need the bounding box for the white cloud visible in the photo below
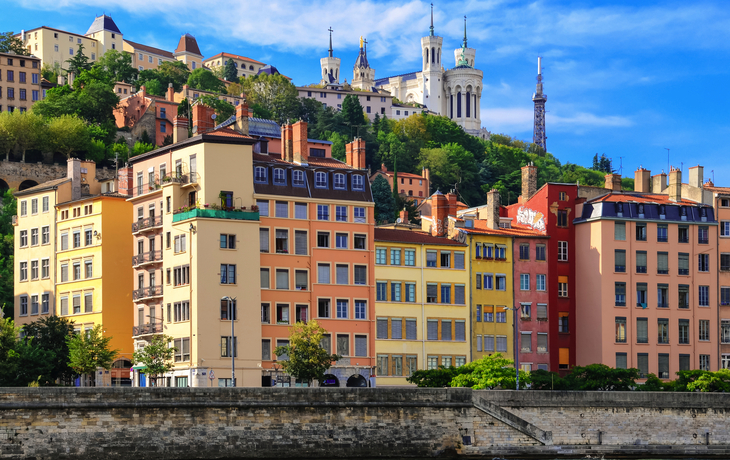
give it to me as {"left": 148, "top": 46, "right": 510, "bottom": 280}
{"left": 480, "top": 106, "right": 632, "bottom": 134}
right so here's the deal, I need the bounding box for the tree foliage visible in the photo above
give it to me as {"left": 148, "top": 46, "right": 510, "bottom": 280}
{"left": 0, "top": 189, "right": 15, "bottom": 319}
{"left": 407, "top": 366, "right": 466, "bottom": 387}
{"left": 186, "top": 68, "right": 226, "bottom": 93}
{"left": 0, "top": 318, "right": 55, "bottom": 386}
{"left": 93, "top": 49, "right": 138, "bottom": 83}
{"left": 67, "top": 324, "right": 119, "bottom": 385}
{"left": 273, "top": 320, "right": 341, "bottom": 385}
{"left": 132, "top": 334, "right": 176, "bottom": 383}
{"left": 22, "top": 316, "right": 75, "bottom": 383}
{"left": 0, "top": 31, "right": 30, "bottom": 55}
{"left": 132, "top": 141, "right": 155, "bottom": 157}
{"left": 241, "top": 73, "right": 300, "bottom": 125}
{"left": 46, "top": 115, "right": 89, "bottom": 158}
{"left": 65, "top": 44, "right": 92, "bottom": 76}
{"left": 198, "top": 95, "right": 235, "bottom": 122}
{"left": 591, "top": 153, "right": 612, "bottom": 173}
{"left": 371, "top": 175, "right": 395, "bottom": 223}
{"left": 450, "top": 353, "right": 530, "bottom": 390}
{"left": 137, "top": 60, "right": 190, "bottom": 96}
{"left": 224, "top": 59, "right": 238, "bottom": 82}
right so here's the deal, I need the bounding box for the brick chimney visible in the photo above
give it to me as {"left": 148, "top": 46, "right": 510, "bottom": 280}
{"left": 346, "top": 138, "right": 366, "bottom": 169}
{"left": 166, "top": 83, "right": 174, "bottom": 102}
{"left": 446, "top": 192, "right": 458, "bottom": 217}
{"left": 292, "top": 121, "right": 308, "bottom": 164}
{"left": 652, "top": 172, "right": 667, "bottom": 193}
{"left": 192, "top": 103, "right": 216, "bottom": 135}
{"left": 234, "top": 101, "right": 249, "bottom": 135}
{"left": 688, "top": 165, "right": 703, "bottom": 188}
{"left": 430, "top": 191, "right": 448, "bottom": 237}
{"left": 173, "top": 117, "right": 189, "bottom": 144}
{"left": 521, "top": 163, "right": 537, "bottom": 202}
{"left": 382, "top": 163, "right": 387, "bottom": 173}
{"left": 604, "top": 173, "right": 622, "bottom": 191}
{"left": 67, "top": 157, "right": 81, "bottom": 201}
{"left": 487, "top": 189, "right": 500, "bottom": 230}
{"left": 398, "top": 209, "right": 408, "bottom": 223}
{"left": 634, "top": 166, "right": 651, "bottom": 193}
{"left": 281, "top": 124, "right": 293, "bottom": 162}
{"left": 117, "top": 166, "right": 134, "bottom": 196}
{"left": 668, "top": 166, "right": 682, "bottom": 202}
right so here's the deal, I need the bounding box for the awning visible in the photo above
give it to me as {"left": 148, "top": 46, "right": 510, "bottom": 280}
{"left": 131, "top": 365, "right": 147, "bottom": 370}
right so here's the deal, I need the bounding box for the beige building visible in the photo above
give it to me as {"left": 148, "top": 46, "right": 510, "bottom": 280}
{"left": 204, "top": 53, "right": 264, "bottom": 79}
{"left": 83, "top": 15, "right": 124, "bottom": 56}
{"left": 297, "top": 86, "right": 392, "bottom": 121}
{"left": 123, "top": 40, "right": 176, "bottom": 72}
{"left": 19, "top": 27, "right": 100, "bottom": 68}
{"left": 0, "top": 52, "right": 42, "bottom": 113}
{"left": 174, "top": 34, "right": 203, "bottom": 71}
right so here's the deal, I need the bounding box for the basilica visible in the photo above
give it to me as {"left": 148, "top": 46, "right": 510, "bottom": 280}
{"left": 319, "top": 11, "right": 486, "bottom": 137}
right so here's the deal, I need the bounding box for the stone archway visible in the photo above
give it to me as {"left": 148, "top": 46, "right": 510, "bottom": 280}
{"left": 0, "top": 179, "right": 8, "bottom": 194}
{"left": 18, "top": 180, "right": 39, "bottom": 191}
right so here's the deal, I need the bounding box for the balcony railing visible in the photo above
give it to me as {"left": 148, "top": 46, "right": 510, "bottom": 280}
{"left": 133, "top": 285, "right": 163, "bottom": 301}
{"left": 132, "top": 322, "right": 163, "bottom": 337}
{"left": 132, "top": 250, "right": 163, "bottom": 267}
{"left": 132, "top": 215, "right": 163, "bottom": 233}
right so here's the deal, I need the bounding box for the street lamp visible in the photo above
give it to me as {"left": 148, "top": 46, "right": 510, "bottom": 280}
{"left": 222, "top": 296, "right": 237, "bottom": 387}
{"left": 506, "top": 304, "right": 524, "bottom": 390}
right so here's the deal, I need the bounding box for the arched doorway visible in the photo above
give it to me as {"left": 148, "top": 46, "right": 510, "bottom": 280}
{"left": 18, "top": 180, "right": 38, "bottom": 191}
{"left": 0, "top": 179, "right": 8, "bottom": 194}
{"left": 320, "top": 374, "right": 339, "bottom": 387}
{"left": 346, "top": 374, "right": 368, "bottom": 387}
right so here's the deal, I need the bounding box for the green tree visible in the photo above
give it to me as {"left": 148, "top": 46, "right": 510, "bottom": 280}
{"left": 273, "top": 320, "right": 341, "bottom": 385}
{"left": 22, "top": 316, "right": 75, "bottom": 383}
{"left": 0, "top": 189, "right": 16, "bottom": 318}
{"left": 45, "top": 115, "right": 89, "bottom": 158}
{"left": 132, "top": 334, "right": 177, "bottom": 386}
{"left": 591, "top": 153, "right": 612, "bottom": 173}
{"left": 93, "top": 49, "right": 138, "bottom": 83}
{"left": 686, "top": 369, "right": 730, "bottom": 392}
{"left": 564, "top": 364, "right": 638, "bottom": 391}
{"left": 0, "top": 112, "right": 18, "bottom": 161}
{"left": 41, "top": 62, "right": 62, "bottom": 84}
{"left": 407, "top": 366, "right": 465, "bottom": 387}
{"left": 0, "top": 32, "right": 29, "bottom": 55}
{"left": 136, "top": 61, "right": 190, "bottom": 96}
{"left": 529, "top": 369, "right": 573, "bottom": 390}
{"left": 198, "top": 95, "right": 235, "bottom": 122}
{"left": 186, "top": 68, "right": 226, "bottom": 93}
{"left": 226, "top": 81, "right": 244, "bottom": 97}
{"left": 67, "top": 324, "right": 119, "bottom": 386}
{"left": 132, "top": 141, "right": 155, "bottom": 157}
{"left": 65, "top": 44, "right": 92, "bottom": 76}
{"left": 327, "top": 131, "right": 349, "bottom": 161}
{"left": 0, "top": 318, "right": 54, "bottom": 387}
{"left": 341, "top": 94, "right": 366, "bottom": 133}
{"left": 450, "top": 353, "right": 530, "bottom": 390}
{"left": 371, "top": 175, "right": 395, "bottom": 223}
{"left": 177, "top": 98, "right": 191, "bottom": 118}
{"left": 224, "top": 59, "right": 238, "bottom": 82}
{"left": 636, "top": 373, "right": 666, "bottom": 391}
{"left": 419, "top": 143, "right": 478, "bottom": 204}
{"left": 241, "top": 73, "right": 299, "bottom": 125}
{"left": 8, "top": 111, "right": 45, "bottom": 162}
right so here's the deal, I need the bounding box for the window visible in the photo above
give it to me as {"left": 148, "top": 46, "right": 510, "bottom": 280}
{"left": 722, "top": 221, "right": 730, "bottom": 237}
{"left": 354, "top": 207, "right": 366, "bottom": 223}
{"left": 31, "top": 199, "right": 38, "bottom": 215}
{"left": 722, "top": 254, "right": 730, "bottom": 271}
{"left": 558, "top": 313, "right": 569, "bottom": 333}
{"left": 440, "top": 251, "right": 450, "bottom": 268}
{"left": 558, "top": 241, "right": 568, "bottom": 261}
{"left": 317, "top": 263, "right": 331, "bottom": 284}
{"left": 354, "top": 265, "right": 366, "bottom": 285}
{"left": 317, "top": 204, "right": 329, "bottom": 220}
{"left": 636, "top": 317, "right": 648, "bottom": 344}
{"left": 273, "top": 168, "right": 286, "bottom": 185}
{"left": 41, "top": 259, "right": 49, "bottom": 279}
{"left": 678, "top": 226, "right": 689, "bottom": 243}
{"left": 657, "top": 284, "right": 668, "bottom": 308}
{"left": 260, "top": 268, "right": 269, "bottom": 289}
{"left": 276, "top": 304, "right": 289, "bottom": 324}
{"left": 496, "top": 275, "right": 507, "bottom": 291}
{"left": 722, "top": 287, "right": 730, "bottom": 306}
{"left": 42, "top": 196, "right": 49, "bottom": 213}
{"left": 657, "top": 224, "right": 668, "bottom": 242}
{"left": 292, "top": 230, "right": 307, "bottom": 255}
{"left": 220, "top": 264, "right": 236, "bottom": 284}
{"left": 699, "top": 285, "right": 709, "bottom": 306}
{"left": 336, "top": 264, "right": 348, "bottom": 284}
{"left": 615, "top": 317, "right": 626, "bottom": 343}
{"left": 315, "top": 171, "right": 327, "bottom": 188}
{"left": 317, "top": 232, "right": 330, "bottom": 248}
{"left": 275, "top": 229, "right": 288, "bottom": 253}
{"left": 389, "top": 248, "right": 401, "bottom": 265}
{"left": 295, "top": 270, "right": 308, "bottom": 290}
{"left": 72, "top": 295, "right": 80, "bottom": 314}
{"left": 635, "top": 223, "right": 646, "bottom": 241}
{"left": 318, "top": 299, "right": 330, "bottom": 318}
{"left": 426, "top": 251, "right": 437, "bottom": 267}
{"left": 699, "top": 354, "right": 710, "bottom": 371}
{"left": 41, "top": 226, "right": 49, "bottom": 245}
{"left": 19, "top": 230, "right": 27, "bottom": 247}
{"left": 557, "top": 210, "right": 568, "bottom": 227}
{"left": 84, "top": 260, "right": 92, "bottom": 279}
{"left": 352, "top": 175, "right": 364, "bottom": 191}
{"left": 520, "top": 274, "right": 530, "bottom": 291}
{"left": 616, "top": 353, "right": 627, "bottom": 370}
{"left": 536, "top": 304, "right": 547, "bottom": 321}
{"left": 496, "top": 309, "right": 506, "bottom": 323}
{"left": 333, "top": 173, "right": 346, "bottom": 190}
{"left": 220, "top": 336, "right": 238, "bottom": 358}
{"left": 259, "top": 228, "right": 269, "bottom": 253}
{"left": 73, "top": 262, "right": 81, "bottom": 280}
{"left": 497, "top": 336, "right": 508, "bottom": 352}
{"left": 699, "top": 319, "right": 710, "bottom": 342}
{"left": 484, "top": 274, "right": 493, "bottom": 290}
{"left": 220, "top": 234, "right": 236, "bottom": 249}
{"left": 658, "top": 353, "right": 669, "bottom": 379}
{"left": 73, "top": 231, "right": 81, "bottom": 248}
{"left": 352, "top": 234, "right": 366, "bottom": 250}
{"left": 615, "top": 282, "right": 626, "bottom": 306}
{"left": 632, "top": 250, "right": 647, "bottom": 275}
{"left": 375, "top": 247, "right": 386, "bottom": 264}
{"left": 615, "top": 250, "right": 626, "bottom": 272}
{"left": 535, "top": 244, "right": 546, "bottom": 261}
{"left": 254, "top": 166, "right": 267, "bottom": 183}
{"left": 174, "top": 234, "right": 186, "bottom": 253}
{"left": 335, "top": 206, "right": 347, "bottom": 222}
{"left": 60, "top": 263, "right": 67, "bottom": 282}
{"left": 275, "top": 201, "right": 288, "bottom": 218}
{"left": 636, "top": 283, "right": 647, "bottom": 308}
{"left": 276, "top": 269, "right": 289, "bottom": 290}
{"left": 637, "top": 353, "right": 649, "bottom": 377}
{"left": 678, "top": 253, "right": 689, "bottom": 275}
{"left": 723, "top": 320, "right": 730, "bottom": 344}
{"left": 558, "top": 282, "right": 568, "bottom": 297}
{"left": 698, "top": 226, "right": 709, "bottom": 244}
{"left": 519, "top": 244, "right": 530, "bottom": 260}
{"left": 336, "top": 300, "right": 348, "bottom": 319}
{"left": 655, "top": 251, "right": 669, "bottom": 275}
{"left": 257, "top": 200, "right": 269, "bottom": 217}
{"left": 85, "top": 229, "right": 92, "bottom": 246}
{"left": 657, "top": 318, "right": 669, "bottom": 344}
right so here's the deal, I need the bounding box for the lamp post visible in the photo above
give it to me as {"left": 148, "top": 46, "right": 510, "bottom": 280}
{"left": 222, "top": 296, "right": 237, "bottom": 387}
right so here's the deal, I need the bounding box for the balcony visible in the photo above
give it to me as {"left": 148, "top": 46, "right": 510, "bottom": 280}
{"left": 172, "top": 208, "right": 259, "bottom": 223}
{"left": 132, "top": 215, "right": 163, "bottom": 233}
{"left": 132, "top": 322, "right": 163, "bottom": 337}
{"left": 133, "top": 285, "right": 163, "bottom": 301}
{"left": 132, "top": 250, "right": 162, "bottom": 267}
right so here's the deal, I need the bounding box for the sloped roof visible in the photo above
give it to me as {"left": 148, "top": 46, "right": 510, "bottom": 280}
{"left": 375, "top": 168, "right": 426, "bottom": 180}
{"left": 460, "top": 219, "right": 546, "bottom": 238}
{"left": 14, "top": 178, "right": 70, "bottom": 197}
{"left": 249, "top": 117, "right": 280, "bottom": 137}
{"left": 375, "top": 228, "right": 466, "bottom": 246}
{"left": 86, "top": 15, "right": 122, "bottom": 35}
{"left": 123, "top": 40, "right": 174, "bottom": 59}
{"left": 589, "top": 192, "right": 698, "bottom": 206}
{"left": 175, "top": 33, "right": 202, "bottom": 56}
{"left": 205, "top": 52, "right": 263, "bottom": 65}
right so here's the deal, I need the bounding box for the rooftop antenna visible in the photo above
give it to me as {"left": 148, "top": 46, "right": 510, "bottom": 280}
{"left": 712, "top": 170, "right": 715, "bottom": 183}
{"left": 618, "top": 156, "right": 623, "bottom": 175}
{"left": 665, "top": 148, "right": 670, "bottom": 174}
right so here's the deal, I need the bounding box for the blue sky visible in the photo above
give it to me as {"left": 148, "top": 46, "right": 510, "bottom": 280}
{"left": 5, "top": 0, "right": 730, "bottom": 183}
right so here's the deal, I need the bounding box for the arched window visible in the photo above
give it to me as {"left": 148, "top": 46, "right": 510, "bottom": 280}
{"left": 437, "top": 48, "right": 440, "bottom": 64}
{"left": 431, "top": 47, "right": 435, "bottom": 64}
{"left": 456, "top": 91, "right": 462, "bottom": 118}
{"left": 254, "top": 166, "right": 267, "bottom": 183}
{"left": 334, "top": 173, "right": 346, "bottom": 190}
{"left": 292, "top": 170, "right": 305, "bottom": 187}
{"left": 249, "top": 65, "right": 254, "bottom": 70}
{"left": 273, "top": 168, "right": 286, "bottom": 185}
{"left": 425, "top": 48, "right": 429, "bottom": 65}
{"left": 352, "top": 175, "right": 364, "bottom": 191}
{"left": 466, "top": 91, "right": 471, "bottom": 118}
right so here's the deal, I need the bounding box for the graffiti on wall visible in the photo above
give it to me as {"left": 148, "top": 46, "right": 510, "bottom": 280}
{"left": 516, "top": 206, "right": 546, "bottom": 232}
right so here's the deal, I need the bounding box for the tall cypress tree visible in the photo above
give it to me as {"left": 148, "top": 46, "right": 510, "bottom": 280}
{"left": 224, "top": 59, "right": 238, "bottom": 82}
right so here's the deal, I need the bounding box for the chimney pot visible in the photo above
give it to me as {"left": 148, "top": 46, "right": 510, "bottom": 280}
{"left": 487, "top": 189, "right": 500, "bottom": 230}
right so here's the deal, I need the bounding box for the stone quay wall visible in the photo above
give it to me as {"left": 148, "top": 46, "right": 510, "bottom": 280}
{"left": 0, "top": 388, "right": 729, "bottom": 459}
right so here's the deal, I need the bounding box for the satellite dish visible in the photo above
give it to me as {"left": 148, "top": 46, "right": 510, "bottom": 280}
{"left": 211, "top": 114, "right": 217, "bottom": 120}
{"left": 396, "top": 218, "right": 402, "bottom": 223}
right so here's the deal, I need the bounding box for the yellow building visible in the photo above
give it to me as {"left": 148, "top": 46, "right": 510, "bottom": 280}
{"left": 373, "top": 228, "right": 469, "bottom": 386}
{"left": 204, "top": 52, "right": 266, "bottom": 80}
{"left": 83, "top": 15, "right": 124, "bottom": 56}
{"left": 19, "top": 26, "right": 101, "bottom": 68}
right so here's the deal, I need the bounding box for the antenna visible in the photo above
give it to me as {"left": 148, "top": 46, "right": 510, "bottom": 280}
{"left": 665, "top": 148, "right": 670, "bottom": 173}
{"left": 618, "top": 156, "right": 623, "bottom": 175}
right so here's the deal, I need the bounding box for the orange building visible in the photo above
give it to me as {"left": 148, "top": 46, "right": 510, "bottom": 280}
{"left": 370, "top": 165, "right": 430, "bottom": 206}
{"left": 256, "top": 121, "right": 375, "bottom": 387}
{"left": 114, "top": 85, "right": 179, "bottom": 146}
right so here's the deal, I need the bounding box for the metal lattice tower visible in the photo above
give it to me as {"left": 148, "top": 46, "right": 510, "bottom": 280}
{"left": 532, "top": 57, "right": 547, "bottom": 151}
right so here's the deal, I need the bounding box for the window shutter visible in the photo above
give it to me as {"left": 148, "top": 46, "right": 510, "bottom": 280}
{"left": 275, "top": 202, "right": 288, "bottom": 218}
{"left": 615, "top": 250, "right": 626, "bottom": 267}
{"left": 318, "top": 264, "right": 330, "bottom": 284}
{"left": 260, "top": 269, "right": 269, "bottom": 288}
{"left": 259, "top": 229, "right": 269, "bottom": 252}
{"left": 537, "top": 333, "right": 548, "bottom": 352}
{"left": 657, "top": 252, "right": 668, "bottom": 272}
{"left": 537, "top": 304, "right": 547, "bottom": 320}
{"left": 262, "top": 339, "right": 271, "bottom": 361}
{"left": 455, "top": 285, "right": 465, "bottom": 304}
{"left": 484, "top": 335, "right": 494, "bottom": 352}
{"left": 295, "top": 271, "right": 307, "bottom": 289}
{"left": 454, "top": 252, "right": 464, "bottom": 269}
{"left": 679, "top": 253, "right": 689, "bottom": 270}
{"left": 476, "top": 335, "right": 482, "bottom": 352}
{"left": 295, "top": 231, "right": 307, "bottom": 255}
{"left": 276, "top": 270, "right": 288, "bottom": 289}
{"left": 337, "top": 335, "right": 349, "bottom": 356}
{"left": 405, "top": 319, "right": 417, "bottom": 340}
{"left": 295, "top": 203, "right": 307, "bottom": 219}
{"left": 336, "top": 265, "right": 348, "bottom": 284}
{"left": 614, "top": 222, "right": 626, "bottom": 240}
{"left": 496, "top": 336, "right": 507, "bottom": 352}
{"left": 455, "top": 321, "right": 465, "bottom": 341}
{"left": 637, "top": 318, "right": 648, "bottom": 343}
{"left": 391, "top": 319, "right": 402, "bottom": 339}
{"left": 427, "top": 320, "right": 438, "bottom": 340}
{"left": 355, "top": 335, "right": 367, "bottom": 357}
{"left": 377, "top": 319, "right": 388, "bottom": 339}
{"left": 636, "top": 251, "right": 647, "bottom": 268}
{"left": 320, "top": 335, "right": 331, "bottom": 354}
{"left": 61, "top": 297, "right": 68, "bottom": 315}
{"left": 441, "top": 320, "right": 452, "bottom": 340}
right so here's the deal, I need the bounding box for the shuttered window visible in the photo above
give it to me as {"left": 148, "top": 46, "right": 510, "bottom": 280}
{"left": 259, "top": 228, "right": 269, "bottom": 252}
{"left": 406, "top": 319, "right": 417, "bottom": 340}
{"left": 275, "top": 201, "right": 288, "bottom": 218}
{"left": 657, "top": 252, "right": 669, "bottom": 274}
{"left": 454, "top": 285, "right": 465, "bottom": 305}
{"left": 454, "top": 252, "right": 465, "bottom": 269}
{"left": 427, "top": 284, "right": 438, "bottom": 303}
{"left": 336, "top": 264, "right": 348, "bottom": 284}
{"left": 337, "top": 334, "right": 349, "bottom": 356}
{"left": 537, "top": 304, "right": 547, "bottom": 320}
{"left": 455, "top": 320, "right": 465, "bottom": 341}
{"left": 295, "top": 270, "right": 308, "bottom": 290}
{"left": 441, "top": 320, "right": 452, "bottom": 341}
{"left": 377, "top": 318, "right": 388, "bottom": 339}
{"left": 537, "top": 333, "right": 548, "bottom": 353}
{"left": 427, "top": 320, "right": 438, "bottom": 340}
{"left": 317, "top": 264, "right": 330, "bottom": 284}
{"left": 476, "top": 335, "right": 482, "bottom": 352}
{"left": 295, "top": 202, "right": 307, "bottom": 219}
{"left": 391, "top": 318, "right": 402, "bottom": 339}
{"left": 320, "top": 335, "right": 331, "bottom": 354}
{"left": 614, "top": 222, "right": 626, "bottom": 240}
{"left": 355, "top": 335, "right": 367, "bottom": 357}
{"left": 294, "top": 231, "right": 307, "bottom": 255}
{"left": 60, "top": 297, "right": 68, "bottom": 315}
{"left": 637, "top": 318, "right": 648, "bottom": 343}
{"left": 496, "top": 336, "right": 507, "bottom": 352}
{"left": 275, "top": 269, "right": 288, "bottom": 289}
{"left": 484, "top": 335, "right": 494, "bottom": 352}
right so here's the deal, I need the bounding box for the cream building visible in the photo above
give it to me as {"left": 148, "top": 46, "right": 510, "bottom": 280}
{"left": 204, "top": 53, "right": 265, "bottom": 80}
{"left": 0, "top": 52, "right": 42, "bottom": 113}
{"left": 19, "top": 27, "right": 100, "bottom": 68}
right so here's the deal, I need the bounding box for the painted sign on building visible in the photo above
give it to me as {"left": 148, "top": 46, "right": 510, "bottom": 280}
{"left": 516, "top": 206, "right": 546, "bottom": 232}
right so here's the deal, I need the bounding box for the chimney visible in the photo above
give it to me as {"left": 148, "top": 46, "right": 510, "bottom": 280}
{"left": 57, "top": 74, "right": 64, "bottom": 86}
{"left": 140, "top": 85, "right": 146, "bottom": 98}
{"left": 398, "top": 209, "right": 408, "bottom": 223}
{"left": 67, "top": 158, "right": 81, "bottom": 201}
{"left": 521, "top": 163, "right": 537, "bottom": 202}
{"left": 652, "top": 172, "right": 667, "bottom": 193}
{"left": 430, "top": 191, "right": 448, "bottom": 237}
{"left": 346, "top": 142, "right": 353, "bottom": 167}
{"left": 173, "top": 117, "right": 189, "bottom": 144}
{"left": 634, "top": 166, "right": 651, "bottom": 193}
{"left": 446, "top": 192, "right": 458, "bottom": 217}
{"left": 281, "top": 124, "right": 293, "bottom": 162}
{"left": 668, "top": 166, "right": 682, "bottom": 202}
{"left": 292, "top": 121, "right": 308, "bottom": 164}
{"left": 166, "top": 83, "right": 174, "bottom": 102}
{"left": 118, "top": 167, "right": 134, "bottom": 196}
{"left": 234, "top": 101, "right": 249, "bottom": 135}
{"left": 382, "top": 163, "right": 387, "bottom": 172}
{"left": 423, "top": 167, "right": 430, "bottom": 183}
{"left": 346, "top": 138, "right": 366, "bottom": 169}
{"left": 487, "top": 189, "right": 500, "bottom": 230}
{"left": 604, "top": 173, "right": 622, "bottom": 191}
{"left": 688, "top": 165, "right": 703, "bottom": 189}
{"left": 192, "top": 103, "right": 216, "bottom": 135}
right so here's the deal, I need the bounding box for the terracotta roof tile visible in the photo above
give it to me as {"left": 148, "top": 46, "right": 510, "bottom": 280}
{"left": 205, "top": 52, "right": 264, "bottom": 66}
{"left": 206, "top": 127, "right": 253, "bottom": 139}
{"left": 591, "top": 192, "right": 698, "bottom": 206}
{"left": 306, "top": 157, "right": 353, "bottom": 169}
{"left": 175, "top": 33, "right": 202, "bottom": 56}
{"left": 458, "top": 219, "right": 546, "bottom": 237}
{"left": 377, "top": 169, "right": 425, "bottom": 179}
{"left": 375, "top": 228, "right": 466, "bottom": 246}
{"left": 123, "top": 39, "right": 174, "bottom": 59}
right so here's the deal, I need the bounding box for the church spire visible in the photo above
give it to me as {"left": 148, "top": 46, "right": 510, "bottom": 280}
{"left": 463, "top": 16, "right": 467, "bottom": 48}
{"left": 328, "top": 27, "right": 333, "bottom": 58}
{"left": 429, "top": 3, "right": 434, "bottom": 36}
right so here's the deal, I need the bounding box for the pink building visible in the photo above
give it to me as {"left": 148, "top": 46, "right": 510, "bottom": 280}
{"left": 575, "top": 175, "right": 718, "bottom": 379}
